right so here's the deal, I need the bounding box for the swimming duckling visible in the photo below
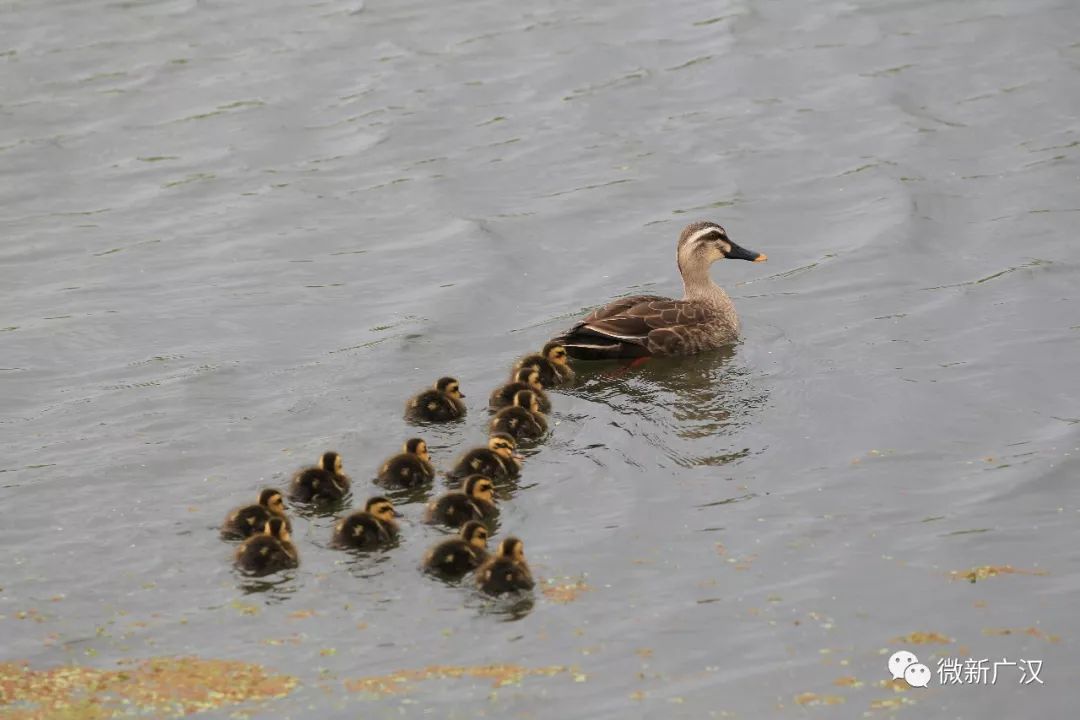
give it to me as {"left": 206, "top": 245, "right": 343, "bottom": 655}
{"left": 235, "top": 517, "right": 298, "bottom": 574}
{"left": 489, "top": 389, "right": 547, "bottom": 441}
{"left": 405, "top": 377, "right": 467, "bottom": 422}
{"left": 512, "top": 342, "right": 574, "bottom": 386}
{"left": 489, "top": 367, "right": 552, "bottom": 414}
{"left": 332, "top": 496, "right": 402, "bottom": 550}
{"left": 476, "top": 537, "right": 534, "bottom": 594}
{"left": 426, "top": 475, "right": 497, "bottom": 528}
{"left": 448, "top": 432, "right": 522, "bottom": 481}
{"left": 221, "top": 488, "right": 289, "bottom": 540}
{"left": 289, "top": 451, "right": 351, "bottom": 503}
{"left": 422, "top": 520, "right": 490, "bottom": 577}
{"left": 376, "top": 438, "right": 435, "bottom": 488}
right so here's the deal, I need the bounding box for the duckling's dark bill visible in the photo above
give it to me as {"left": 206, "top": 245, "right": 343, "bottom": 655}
{"left": 727, "top": 243, "right": 767, "bottom": 262}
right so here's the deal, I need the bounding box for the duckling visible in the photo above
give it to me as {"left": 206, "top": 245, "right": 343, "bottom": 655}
{"left": 422, "top": 520, "right": 490, "bottom": 577}
{"left": 512, "top": 342, "right": 574, "bottom": 386}
{"left": 221, "top": 488, "right": 289, "bottom": 540}
{"left": 405, "top": 377, "right": 467, "bottom": 422}
{"left": 425, "top": 475, "right": 497, "bottom": 528}
{"left": 448, "top": 432, "right": 522, "bottom": 481}
{"left": 288, "top": 451, "right": 350, "bottom": 503}
{"left": 332, "top": 496, "right": 402, "bottom": 550}
{"left": 489, "top": 389, "right": 547, "bottom": 441}
{"left": 489, "top": 367, "right": 552, "bottom": 414}
{"left": 476, "top": 537, "right": 534, "bottom": 594}
{"left": 235, "top": 517, "right": 298, "bottom": 574}
{"left": 376, "top": 438, "right": 435, "bottom": 488}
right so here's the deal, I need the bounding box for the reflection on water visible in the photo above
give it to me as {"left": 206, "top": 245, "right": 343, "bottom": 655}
{"left": 237, "top": 573, "right": 299, "bottom": 601}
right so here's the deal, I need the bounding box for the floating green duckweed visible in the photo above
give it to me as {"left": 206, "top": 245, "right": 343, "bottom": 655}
{"left": 0, "top": 657, "right": 296, "bottom": 719}
{"left": 344, "top": 664, "right": 568, "bottom": 697}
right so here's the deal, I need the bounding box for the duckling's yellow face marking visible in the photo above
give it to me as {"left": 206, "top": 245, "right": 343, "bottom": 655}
{"left": 416, "top": 442, "right": 430, "bottom": 463}
{"left": 546, "top": 345, "right": 569, "bottom": 365}
{"left": 268, "top": 494, "right": 285, "bottom": 515}
{"left": 371, "top": 501, "right": 397, "bottom": 523}
{"left": 470, "top": 527, "right": 489, "bottom": 550}
{"left": 489, "top": 436, "right": 516, "bottom": 459}
{"left": 470, "top": 478, "right": 495, "bottom": 503}
{"left": 527, "top": 370, "right": 543, "bottom": 390}
{"left": 447, "top": 382, "right": 463, "bottom": 399}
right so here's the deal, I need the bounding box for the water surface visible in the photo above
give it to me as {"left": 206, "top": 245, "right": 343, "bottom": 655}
{"left": 2, "top": 0, "right": 1079, "bottom": 717}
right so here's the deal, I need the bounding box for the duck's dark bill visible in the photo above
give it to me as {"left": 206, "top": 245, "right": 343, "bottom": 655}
{"left": 727, "top": 243, "right": 767, "bottom": 262}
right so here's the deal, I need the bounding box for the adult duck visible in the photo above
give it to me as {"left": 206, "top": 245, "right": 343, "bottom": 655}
{"left": 553, "top": 221, "right": 766, "bottom": 358}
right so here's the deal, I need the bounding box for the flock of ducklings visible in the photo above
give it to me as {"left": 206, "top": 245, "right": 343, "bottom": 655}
{"left": 220, "top": 341, "right": 573, "bottom": 596}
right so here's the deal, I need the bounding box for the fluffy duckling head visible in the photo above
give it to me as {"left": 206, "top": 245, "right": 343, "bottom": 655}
{"left": 496, "top": 536, "right": 526, "bottom": 563}
{"left": 460, "top": 520, "right": 490, "bottom": 551}
{"left": 319, "top": 451, "right": 344, "bottom": 474}
{"left": 514, "top": 367, "right": 544, "bottom": 391}
{"left": 677, "top": 221, "right": 767, "bottom": 269}
{"left": 264, "top": 516, "right": 291, "bottom": 543}
{"left": 435, "top": 376, "right": 465, "bottom": 399}
{"left": 541, "top": 342, "right": 570, "bottom": 368}
{"left": 462, "top": 475, "right": 496, "bottom": 504}
{"left": 488, "top": 432, "right": 519, "bottom": 460}
{"left": 512, "top": 389, "right": 541, "bottom": 413}
{"left": 258, "top": 488, "right": 286, "bottom": 517}
{"left": 404, "top": 437, "right": 430, "bottom": 463}
{"left": 365, "top": 496, "right": 403, "bottom": 522}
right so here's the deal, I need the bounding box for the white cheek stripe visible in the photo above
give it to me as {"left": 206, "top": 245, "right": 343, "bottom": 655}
{"left": 686, "top": 227, "right": 722, "bottom": 244}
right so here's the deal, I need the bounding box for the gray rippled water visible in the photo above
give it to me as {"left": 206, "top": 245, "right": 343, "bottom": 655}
{"left": 2, "top": 0, "right": 1078, "bottom": 717}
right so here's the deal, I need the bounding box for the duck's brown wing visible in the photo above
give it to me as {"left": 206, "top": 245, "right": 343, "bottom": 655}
{"left": 557, "top": 296, "right": 719, "bottom": 359}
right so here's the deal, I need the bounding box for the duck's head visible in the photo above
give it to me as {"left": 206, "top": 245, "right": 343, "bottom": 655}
{"left": 435, "top": 376, "right": 465, "bottom": 399}
{"left": 514, "top": 367, "right": 544, "bottom": 391}
{"left": 320, "top": 451, "right": 344, "bottom": 475}
{"left": 404, "top": 437, "right": 430, "bottom": 463}
{"left": 264, "top": 516, "right": 291, "bottom": 543}
{"left": 496, "top": 536, "right": 526, "bottom": 563}
{"left": 460, "top": 520, "right": 490, "bottom": 551}
{"left": 488, "top": 432, "right": 521, "bottom": 460}
{"left": 258, "top": 488, "right": 286, "bottom": 516}
{"left": 541, "top": 342, "right": 569, "bottom": 367}
{"left": 677, "top": 221, "right": 766, "bottom": 270}
{"left": 512, "top": 389, "right": 540, "bottom": 413}
{"left": 462, "top": 475, "right": 496, "bottom": 504}
{"left": 365, "top": 496, "right": 403, "bottom": 521}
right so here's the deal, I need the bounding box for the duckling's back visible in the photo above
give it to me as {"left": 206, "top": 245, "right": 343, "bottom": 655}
{"left": 333, "top": 512, "right": 394, "bottom": 549}
{"left": 477, "top": 557, "right": 534, "bottom": 594}
{"left": 235, "top": 536, "right": 297, "bottom": 574}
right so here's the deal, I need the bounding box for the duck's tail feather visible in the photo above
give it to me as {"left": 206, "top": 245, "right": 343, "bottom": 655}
{"left": 551, "top": 327, "right": 650, "bottom": 360}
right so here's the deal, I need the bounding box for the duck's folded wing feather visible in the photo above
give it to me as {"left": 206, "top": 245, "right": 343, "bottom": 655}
{"left": 583, "top": 298, "right": 717, "bottom": 339}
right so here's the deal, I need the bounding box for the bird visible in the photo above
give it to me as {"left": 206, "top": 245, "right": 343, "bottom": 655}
{"left": 220, "top": 488, "right": 290, "bottom": 540}
{"left": 476, "top": 536, "right": 534, "bottom": 594}
{"left": 425, "top": 475, "right": 498, "bottom": 528}
{"left": 234, "top": 517, "right": 298, "bottom": 574}
{"left": 512, "top": 342, "right": 575, "bottom": 386}
{"left": 489, "top": 367, "right": 552, "bottom": 414}
{"left": 552, "top": 221, "right": 766, "bottom": 359}
{"left": 331, "top": 497, "right": 402, "bottom": 550}
{"left": 405, "top": 377, "right": 467, "bottom": 422}
{"left": 447, "top": 433, "right": 522, "bottom": 481}
{"left": 288, "top": 451, "right": 350, "bottom": 503}
{"left": 422, "top": 520, "right": 490, "bottom": 577}
{"left": 376, "top": 438, "right": 436, "bottom": 488}
{"left": 489, "top": 389, "right": 547, "bottom": 441}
